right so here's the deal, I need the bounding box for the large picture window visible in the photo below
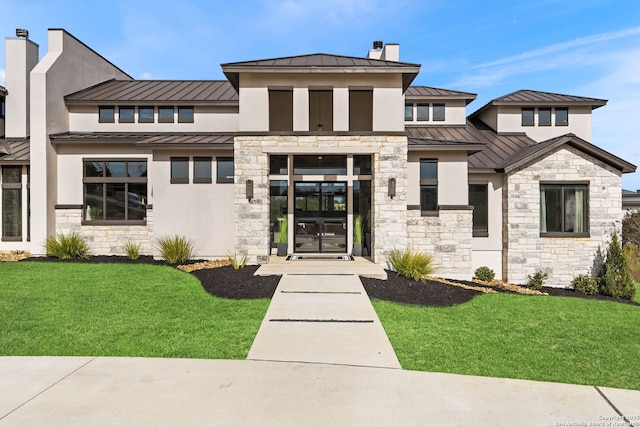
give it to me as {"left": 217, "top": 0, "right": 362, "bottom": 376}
{"left": 540, "top": 183, "right": 588, "bottom": 236}
{"left": 83, "top": 160, "right": 147, "bottom": 224}
{"left": 2, "top": 166, "right": 22, "bottom": 240}
{"left": 420, "top": 159, "right": 438, "bottom": 213}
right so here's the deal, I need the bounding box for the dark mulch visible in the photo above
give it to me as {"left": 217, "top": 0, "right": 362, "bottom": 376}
{"left": 19, "top": 256, "right": 638, "bottom": 307}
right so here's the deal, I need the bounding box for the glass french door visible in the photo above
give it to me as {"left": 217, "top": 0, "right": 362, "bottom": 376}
{"left": 294, "top": 181, "right": 347, "bottom": 253}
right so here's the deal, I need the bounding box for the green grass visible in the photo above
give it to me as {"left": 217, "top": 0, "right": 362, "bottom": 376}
{"left": 0, "top": 262, "right": 270, "bottom": 359}
{"left": 635, "top": 282, "right": 640, "bottom": 304}
{"left": 374, "top": 293, "right": 640, "bottom": 390}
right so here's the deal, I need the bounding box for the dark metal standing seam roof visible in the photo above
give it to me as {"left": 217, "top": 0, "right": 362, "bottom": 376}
{"left": 49, "top": 132, "right": 235, "bottom": 148}
{"left": 405, "top": 86, "right": 477, "bottom": 104}
{"left": 0, "top": 138, "right": 30, "bottom": 163}
{"left": 65, "top": 80, "right": 238, "bottom": 104}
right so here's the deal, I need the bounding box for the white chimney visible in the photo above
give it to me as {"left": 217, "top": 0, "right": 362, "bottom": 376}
{"left": 5, "top": 29, "right": 39, "bottom": 138}
{"left": 367, "top": 40, "right": 383, "bottom": 60}
{"left": 367, "top": 41, "right": 399, "bottom": 62}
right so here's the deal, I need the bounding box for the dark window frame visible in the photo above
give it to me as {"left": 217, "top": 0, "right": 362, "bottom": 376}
{"left": 158, "top": 106, "right": 175, "bottom": 123}
{"left": 118, "top": 106, "right": 135, "bottom": 123}
{"left": 539, "top": 107, "right": 552, "bottom": 126}
{"left": 540, "top": 182, "right": 589, "bottom": 237}
{"left": 98, "top": 106, "right": 115, "bottom": 123}
{"left": 193, "top": 157, "right": 212, "bottom": 183}
{"left": 417, "top": 103, "right": 430, "bottom": 121}
{"left": 216, "top": 157, "right": 234, "bottom": 183}
{"left": 469, "top": 183, "right": 489, "bottom": 237}
{"left": 82, "top": 159, "right": 148, "bottom": 225}
{"left": 404, "top": 103, "right": 414, "bottom": 121}
{"left": 178, "top": 106, "right": 194, "bottom": 123}
{"left": 420, "top": 159, "right": 438, "bottom": 215}
{"left": 170, "top": 157, "right": 189, "bottom": 184}
{"left": 522, "top": 107, "right": 535, "bottom": 126}
{"left": 433, "top": 104, "right": 445, "bottom": 121}
{"left": 2, "top": 165, "right": 23, "bottom": 241}
{"left": 138, "top": 106, "right": 155, "bottom": 123}
{"left": 555, "top": 107, "right": 569, "bottom": 126}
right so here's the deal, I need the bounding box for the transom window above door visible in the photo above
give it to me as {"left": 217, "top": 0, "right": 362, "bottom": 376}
{"left": 293, "top": 155, "right": 347, "bottom": 175}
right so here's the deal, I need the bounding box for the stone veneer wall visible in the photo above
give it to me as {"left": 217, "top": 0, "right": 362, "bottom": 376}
{"left": 55, "top": 207, "right": 154, "bottom": 255}
{"left": 406, "top": 208, "right": 473, "bottom": 280}
{"left": 233, "top": 135, "right": 407, "bottom": 265}
{"left": 504, "top": 146, "right": 622, "bottom": 287}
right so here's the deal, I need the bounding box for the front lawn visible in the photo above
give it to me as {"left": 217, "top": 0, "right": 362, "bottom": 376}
{"left": 373, "top": 293, "right": 640, "bottom": 390}
{"left": 0, "top": 262, "right": 270, "bottom": 359}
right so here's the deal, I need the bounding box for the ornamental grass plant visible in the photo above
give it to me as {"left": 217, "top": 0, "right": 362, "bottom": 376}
{"left": 44, "top": 232, "right": 91, "bottom": 259}
{"left": 388, "top": 249, "right": 435, "bottom": 281}
{"left": 155, "top": 235, "right": 195, "bottom": 264}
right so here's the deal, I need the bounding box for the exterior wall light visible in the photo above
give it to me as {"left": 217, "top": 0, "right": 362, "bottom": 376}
{"left": 246, "top": 179, "right": 254, "bottom": 201}
{"left": 388, "top": 177, "right": 396, "bottom": 199}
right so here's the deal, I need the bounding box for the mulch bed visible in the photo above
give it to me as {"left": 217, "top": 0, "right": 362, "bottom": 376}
{"left": 18, "top": 256, "right": 639, "bottom": 307}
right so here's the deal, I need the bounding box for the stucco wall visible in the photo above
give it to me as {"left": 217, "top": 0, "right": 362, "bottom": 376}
{"left": 470, "top": 173, "right": 504, "bottom": 279}
{"left": 406, "top": 151, "right": 469, "bottom": 206}
{"left": 504, "top": 145, "right": 622, "bottom": 287}
{"left": 404, "top": 99, "right": 468, "bottom": 126}
{"left": 497, "top": 105, "right": 593, "bottom": 142}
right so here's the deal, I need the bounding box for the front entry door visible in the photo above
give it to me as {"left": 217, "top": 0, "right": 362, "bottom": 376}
{"left": 294, "top": 182, "right": 347, "bottom": 253}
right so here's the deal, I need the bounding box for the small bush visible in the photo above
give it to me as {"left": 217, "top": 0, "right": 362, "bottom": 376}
{"left": 122, "top": 239, "right": 142, "bottom": 260}
{"left": 155, "top": 235, "right": 195, "bottom": 264}
{"left": 526, "top": 271, "right": 548, "bottom": 290}
{"left": 45, "top": 232, "right": 91, "bottom": 259}
{"left": 227, "top": 252, "right": 248, "bottom": 269}
{"left": 388, "top": 249, "right": 435, "bottom": 281}
{"left": 474, "top": 266, "right": 495, "bottom": 282}
{"left": 571, "top": 274, "right": 598, "bottom": 295}
{"left": 599, "top": 233, "right": 636, "bottom": 300}
{"left": 278, "top": 216, "right": 288, "bottom": 244}
{"left": 623, "top": 244, "right": 640, "bottom": 282}
{"left": 353, "top": 215, "right": 363, "bottom": 244}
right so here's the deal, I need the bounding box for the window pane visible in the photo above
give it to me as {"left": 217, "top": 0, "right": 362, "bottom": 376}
{"left": 106, "top": 161, "right": 126, "bottom": 177}
{"left": 128, "top": 161, "right": 147, "bottom": 178}
{"left": 119, "top": 107, "right": 134, "bottom": 122}
{"left": 194, "top": 157, "right": 212, "bottom": 181}
{"left": 270, "top": 180, "right": 288, "bottom": 244}
{"left": 293, "top": 155, "right": 347, "bottom": 175}
{"left": 106, "top": 183, "right": 126, "bottom": 220}
{"left": 171, "top": 158, "right": 189, "bottom": 182}
{"left": 99, "top": 106, "right": 115, "bottom": 122}
{"left": 469, "top": 184, "right": 488, "bottom": 236}
{"left": 217, "top": 159, "right": 234, "bottom": 180}
{"left": 556, "top": 108, "right": 568, "bottom": 126}
{"left": 139, "top": 107, "right": 154, "bottom": 122}
{"left": 417, "top": 104, "right": 429, "bottom": 121}
{"left": 539, "top": 108, "right": 551, "bottom": 126}
{"left": 522, "top": 108, "right": 534, "bottom": 126}
{"left": 540, "top": 185, "right": 562, "bottom": 232}
{"left": 353, "top": 155, "right": 372, "bottom": 175}
{"left": 353, "top": 180, "right": 371, "bottom": 232}
{"left": 2, "top": 166, "right": 22, "bottom": 183}
{"left": 420, "top": 160, "right": 437, "bottom": 180}
{"left": 84, "top": 183, "right": 104, "bottom": 220}
{"left": 564, "top": 185, "right": 587, "bottom": 233}
{"left": 2, "top": 188, "right": 22, "bottom": 237}
{"left": 127, "top": 183, "right": 147, "bottom": 221}
{"left": 178, "top": 106, "right": 194, "bottom": 123}
{"left": 158, "top": 107, "right": 174, "bottom": 122}
{"left": 420, "top": 186, "right": 438, "bottom": 211}
{"left": 404, "top": 104, "right": 413, "bottom": 121}
{"left": 270, "top": 155, "right": 288, "bottom": 175}
{"left": 433, "top": 104, "right": 445, "bottom": 121}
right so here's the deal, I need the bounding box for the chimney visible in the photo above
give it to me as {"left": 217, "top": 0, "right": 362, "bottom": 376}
{"left": 367, "top": 40, "right": 383, "bottom": 60}
{"left": 367, "top": 41, "right": 399, "bottom": 62}
{"left": 5, "top": 28, "right": 39, "bottom": 138}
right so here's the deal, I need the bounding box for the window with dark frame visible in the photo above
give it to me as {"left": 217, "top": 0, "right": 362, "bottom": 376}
{"left": 170, "top": 157, "right": 189, "bottom": 184}
{"left": 216, "top": 157, "right": 234, "bottom": 183}
{"left": 269, "top": 155, "right": 288, "bottom": 175}
{"left": 353, "top": 155, "right": 372, "bottom": 175}
{"left": 420, "top": 159, "right": 438, "bottom": 213}
{"left": 98, "top": 106, "right": 115, "bottom": 123}
{"left": 404, "top": 104, "right": 413, "bottom": 121}
{"left": 417, "top": 104, "right": 429, "bottom": 121}
{"left": 522, "top": 107, "right": 535, "bottom": 126}
{"left": 469, "top": 183, "right": 488, "bottom": 237}
{"left": 83, "top": 160, "right": 147, "bottom": 224}
{"left": 178, "top": 106, "right": 194, "bottom": 123}
{"left": 158, "top": 106, "right": 174, "bottom": 123}
{"left": 269, "top": 90, "right": 293, "bottom": 131}
{"left": 118, "top": 106, "right": 135, "bottom": 123}
{"left": 540, "top": 183, "right": 589, "bottom": 236}
{"left": 555, "top": 108, "right": 569, "bottom": 126}
{"left": 2, "top": 166, "right": 22, "bottom": 240}
{"left": 539, "top": 108, "right": 551, "bottom": 126}
{"left": 139, "top": 106, "right": 154, "bottom": 123}
{"left": 433, "top": 104, "right": 445, "bottom": 121}
{"left": 193, "top": 157, "right": 212, "bottom": 183}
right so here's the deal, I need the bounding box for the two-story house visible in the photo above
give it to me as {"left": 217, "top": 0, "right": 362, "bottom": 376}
{"left": 0, "top": 28, "right": 635, "bottom": 286}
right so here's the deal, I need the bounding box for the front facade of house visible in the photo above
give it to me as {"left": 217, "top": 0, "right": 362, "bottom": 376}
{"left": 1, "top": 29, "right": 635, "bottom": 286}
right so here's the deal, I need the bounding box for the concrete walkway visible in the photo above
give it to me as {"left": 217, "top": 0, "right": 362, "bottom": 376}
{"left": 247, "top": 274, "right": 400, "bottom": 368}
{"left": 1, "top": 357, "right": 639, "bottom": 426}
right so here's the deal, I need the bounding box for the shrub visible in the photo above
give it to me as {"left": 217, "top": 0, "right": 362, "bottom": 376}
{"left": 155, "top": 235, "right": 195, "bottom": 264}
{"left": 122, "top": 239, "right": 141, "bottom": 260}
{"left": 474, "top": 266, "right": 495, "bottom": 282}
{"left": 45, "top": 232, "right": 91, "bottom": 259}
{"left": 622, "top": 210, "right": 640, "bottom": 247}
{"left": 278, "top": 216, "right": 288, "bottom": 244}
{"left": 353, "top": 215, "right": 363, "bottom": 244}
{"left": 388, "top": 249, "right": 435, "bottom": 281}
{"left": 227, "top": 252, "right": 248, "bottom": 269}
{"left": 571, "top": 274, "right": 598, "bottom": 295}
{"left": 526, "top": 271, "right": 548, "bottom": 290}
{"left": 623, "top": 244, "right": 640, "bottom": 282}
{"left": 599, "top": 233, "right": 636, "bottom": 300}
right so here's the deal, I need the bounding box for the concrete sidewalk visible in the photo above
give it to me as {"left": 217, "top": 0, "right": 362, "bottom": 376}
{"left": 1, "top": 357, "right": 639, "bottom": 426}
{"left": 247, "top": 274, "right": 400, "bottom": 368}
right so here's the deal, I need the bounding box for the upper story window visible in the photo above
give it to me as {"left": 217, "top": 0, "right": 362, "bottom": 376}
{"left": 170, "top": 157, "right": 189, "bottom": 184}
{"left": 433, "top": 104, "right": 445, "bottom": 121}
{"left": 139, "top": 107, "right": 154, "bottom": 123}
{"left": 83, "top": 159, "right": 147, "bottom": 224}
{"left": 99, "top": 106, "right": 115, "bottom": 123}
{"left": 521, "top": 108, "right": 535, "bottom": 126}
{"left": 404, "top": 104, "right": 413, "bottom": 121}
{"left": 540, "top": 183, "right": 588, "bottom": 236}
{"left": 555, "top": 108, "right": 569, "bottom": 126}
{"left": 539, "top": 108, "right": 551, "bottom": 126}
{"left": 119, "top": 106, "right": 135, "bottom": 123}
{"left": 417, "top": 104, "right": 430, "bottom": 121}
{"left": 216, "top": 157, "right": 234, "bottom": 183}
{"left": 469, "top": 183, "right": 488, "bottom": 237}
{"left": 269, "top": 89, "right": 293, "bottom": 131}
{"left": 158, "top": 106, "right": 174, "bottom": 123}
{"left": 349, "top": 89, "right": 373, "bottom": 131}
{"left": 420, "top": 159, "right": 438, "bottom": 214}
{"left": 178, "top": 106, "right": 194, "bottom": 123}
{"left": 309, "top": 90, "right": 333, "bottom": 131}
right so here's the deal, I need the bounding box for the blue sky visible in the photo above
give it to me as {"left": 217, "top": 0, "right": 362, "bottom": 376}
{"left": 2, "top": 0, "right": 639, "bottom": 189}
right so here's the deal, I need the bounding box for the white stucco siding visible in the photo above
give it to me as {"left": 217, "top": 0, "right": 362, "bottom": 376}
{"left": 373, "top": 87, "right": 404, "bottom": 132}
{"left": 470, "top": 173, "right": 504, "bottom": 279}
{"left": 406, "top": 151, "right": 469, "bottom": 207}
{"left": 497, "top": 105, "right": 593, "bottom": 142}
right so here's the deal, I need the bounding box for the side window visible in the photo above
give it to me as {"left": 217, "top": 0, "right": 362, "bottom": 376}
{"left": 433, "top": 104, "right": 445, "bottom": 121}
{"left": 420, "top": 159, "right": 438, "bottom": 213}
{"left": 170, "top": 157, "right": 189, "bottom": 184}
{"left": 404, "top": 104, "right": 414, "bottom": 121}
{"left": 139, "top": 107, "right": 154, "bottom": 123}
{"left": 178, "top": 106, "right": 194, "bottom": 123}
{"left": 469, "top": 183, "right": 488, "bottom": 237}
{"left": 193, "top": 157, "right": 212, "bottom": 183}
{"left": 119, "top": 106, "right": 135, "bottom": 123}
{"left": 216, "top": 157, "right": 234, "bottom": 183}
{"left": 555, "top": 108, "right": 569, "bottom": 126}
{"left": 99, "top": 106, "right": 115, "bottom": 123}
{"left": 539, "top": 108, "right": 551, "bottom": 126}
{"left": 158, "top": 106, "right": 174, "bottom": 123}
{"left": 417, "top": 104, "right": 429, "bottom": 121}
{"left": 522, "top": 108, "right": 534, "bottom": 126}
